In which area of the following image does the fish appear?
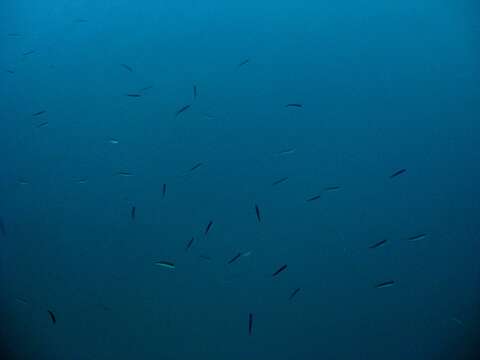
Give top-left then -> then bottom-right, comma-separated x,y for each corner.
0,217 -> 6,237
324,186 -> 341,192
125,93 -> 141,97
227,252 -> 242,265
306,194 -> 322,202
188,162 -> 203,172
272,177 -> 289,186
375,280 -> 395,289
389,169 -> 407,179
285,103 -> 303,108
36,121 -> 49,128
6,70 -> 15,74
108,138 -> 119,144
76,178 -> 88,184
47,310 -> 56,324
32,110 -> 46,116
276,147 -> 296,156
175,104 -> 191,118
248,313 -> 253,335
204,220 -> 213,236
272,264 -> 288,277
369,239 -> 387,249
155,261 -> 175,269
254,204 -> 261,223
193,85 -> 197,99
185,237 -> 195,251
22,50 -> 35,56
120,63 -> 133,72
131,206 -> 136,220
289,287 -> 301,301
162,183 -> 167,199
138,85 -> 153,92
407,233 -> 426,241
73,18 -> 88,23
237,59 -> 250,68
116,171 -> 134,177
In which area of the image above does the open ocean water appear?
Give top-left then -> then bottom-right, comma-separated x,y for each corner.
1,1 -> 480,359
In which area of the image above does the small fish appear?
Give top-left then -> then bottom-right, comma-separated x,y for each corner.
272,264 -> 288,277
237,59 -> 250,68
227,252 -> 242,265
323,186 -> 341,192
375,280 -> 395,289
389,169 -> 407,179
22,50 -> 35,56
47,310 -> 56,324
407,233 -> 426,241
248,313 -> 253,335
175,104 -> 191,118
155,261 -> 175,269
108,138 -> 119,144
6,70 -> 15,74
276,148 -> 296,156
130,206 -> 136,220
116,171 -> 133,177
162,183 -> 167,199
0,217 -> 6,237
272,177 -> 289,186
125,93 -> 141,97
285,103 -> 303,108
306,194 -> 322,202
73,18 -> 88,23
121,64 -> 133,72
36,121 -> 49,128
188,162 -> 203,172
193,85 -> 197,100
242,251 -> 252,257
185,237 -> 195,251
254,204 -> 261,223
32,110 -> 46,116
369,239 -> 387,249
76,178 -> 88,184
204,220 -> 213,236
289,287 -> 301,301
138,85 -> 153,92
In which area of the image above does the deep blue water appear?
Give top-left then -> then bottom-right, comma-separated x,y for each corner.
1,1 -> 480,359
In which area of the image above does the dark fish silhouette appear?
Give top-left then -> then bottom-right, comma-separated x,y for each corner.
138,85 -> 153,92
306,194 -> 322,202
407,233 -> 426,241
0,217 -> 6,237
204,220 -> 213,236
227,252 -> 242,265
254,204 -> 261,223
32,110 -> 46,116
193,85 -> 197,99
390,169 -> 406,178
272,264 -> 288,277
121,63 -> 133,72
47,310 -> 56,324
369,239 -> 387,249
6,70 -> 15,74
248,313 -> 253,335
237,59 -> 250,68
185,237 -> 195,251
125,93 -> 141,97
175,104 -> 191,118
116,171 -> 133,177
131,206 -> 136,220
22,50 -> 35,56
375,280 -> 395,289
73,18 -> 88,23
188,162 -> 203,172
162,183 -> 167,199
155,260 -> 175,269
285,103 -> 303,108
36,121 -> 49,128
272,177 -> 289,186
289,287 -> 301,301
324,186 -> 341,192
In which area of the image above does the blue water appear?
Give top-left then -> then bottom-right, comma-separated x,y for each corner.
1,1 -> 480,359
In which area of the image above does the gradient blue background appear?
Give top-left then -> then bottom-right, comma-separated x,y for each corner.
1,0 -> 480,359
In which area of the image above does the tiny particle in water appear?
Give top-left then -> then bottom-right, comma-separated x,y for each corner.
76,178 -> 88,184
155,261 -> 175,269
